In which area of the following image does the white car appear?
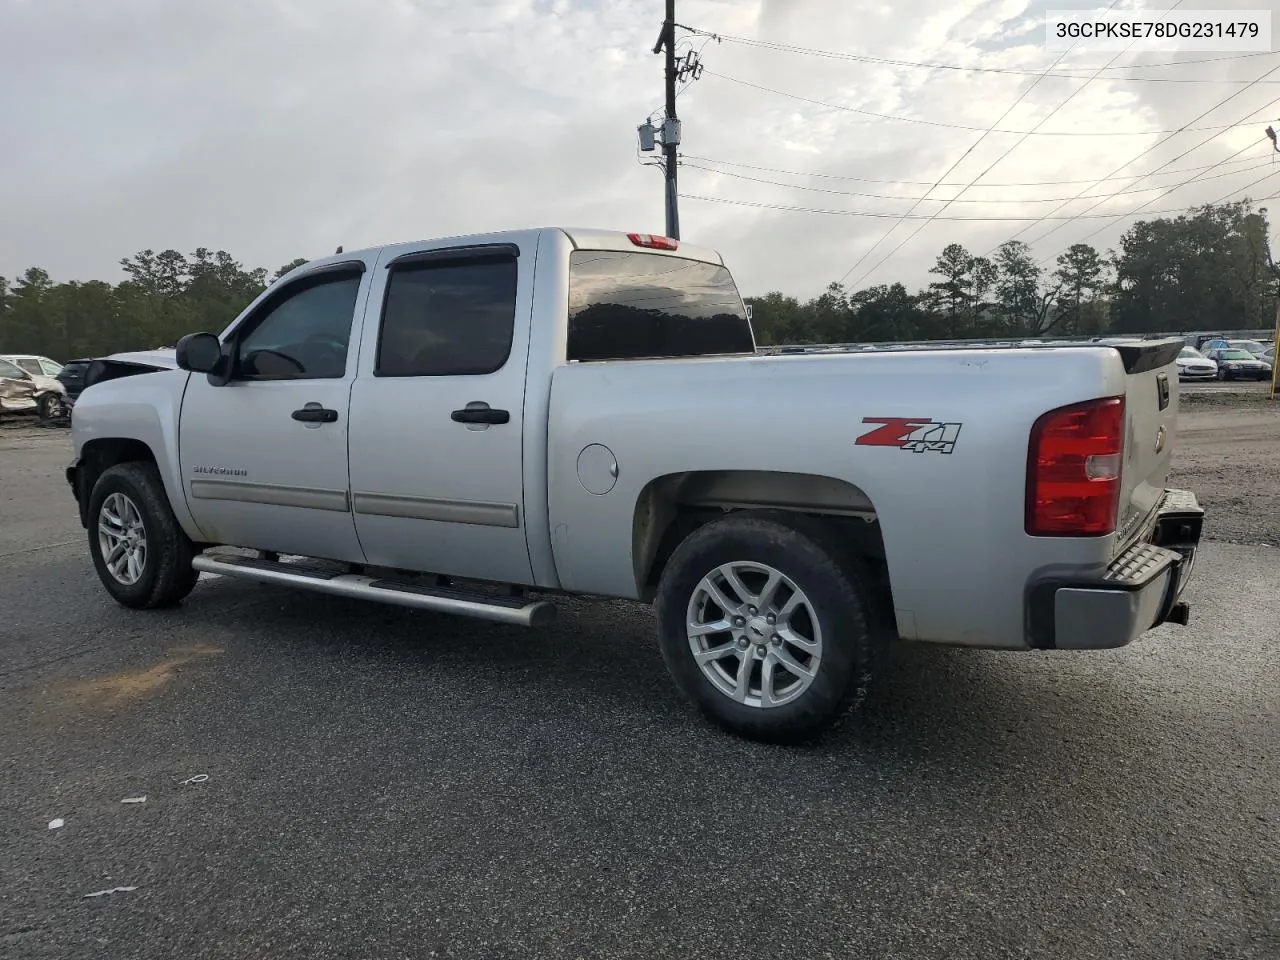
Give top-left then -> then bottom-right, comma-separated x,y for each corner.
1175,346 -> 1217,381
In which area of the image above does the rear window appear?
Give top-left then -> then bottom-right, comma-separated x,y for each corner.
566,250 -> 754,361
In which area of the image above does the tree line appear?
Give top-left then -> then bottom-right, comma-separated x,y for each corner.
747,200 -> 1278,345
0,200 -> 1275,362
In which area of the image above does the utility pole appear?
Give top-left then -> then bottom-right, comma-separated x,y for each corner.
653,0 -> 680,239
639,5 -> 707,237
1271,296 -> 1279,400
1261,203 -> 1279,400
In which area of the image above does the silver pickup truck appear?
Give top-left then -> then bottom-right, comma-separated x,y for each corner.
66,227 -> 1205,742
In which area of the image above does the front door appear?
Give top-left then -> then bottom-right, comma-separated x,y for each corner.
179,260 -> 374,563
347,238 -> 536,585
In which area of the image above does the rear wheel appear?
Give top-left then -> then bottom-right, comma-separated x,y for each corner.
655,512 -> 880,744
87,462 -> 200,608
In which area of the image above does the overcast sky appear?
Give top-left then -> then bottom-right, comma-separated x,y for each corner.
2,0 -> 1279,299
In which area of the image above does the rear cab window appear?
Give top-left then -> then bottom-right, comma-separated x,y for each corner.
566,250 -> 755,361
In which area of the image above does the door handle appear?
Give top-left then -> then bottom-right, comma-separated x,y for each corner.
292,405 -> 338,423
451,403 -> 509,425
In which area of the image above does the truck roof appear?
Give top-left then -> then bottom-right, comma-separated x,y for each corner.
283,227 -> 725,282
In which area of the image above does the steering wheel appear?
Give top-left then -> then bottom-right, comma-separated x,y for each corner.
302,334 -> 348,374
244,348 -> 304,374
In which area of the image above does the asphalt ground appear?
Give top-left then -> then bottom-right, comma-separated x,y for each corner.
1,407 -> 1277,959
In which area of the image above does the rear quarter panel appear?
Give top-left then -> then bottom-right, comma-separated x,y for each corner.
547,346 -> 1132,649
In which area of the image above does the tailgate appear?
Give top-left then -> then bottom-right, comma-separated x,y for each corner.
1112,338 -> 1184,552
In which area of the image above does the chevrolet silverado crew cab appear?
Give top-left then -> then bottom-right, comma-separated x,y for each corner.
66,227 -> 1205,743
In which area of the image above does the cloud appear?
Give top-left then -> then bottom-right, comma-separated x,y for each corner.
1,0 -> 1277,301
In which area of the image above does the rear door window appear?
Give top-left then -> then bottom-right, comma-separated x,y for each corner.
374,254 -> 518,377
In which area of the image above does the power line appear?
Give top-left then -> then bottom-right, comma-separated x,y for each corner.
1207,165 -> 1280,205
680,158 -> 1275,204
679,25 -> 1280,79
705,70 -> 1266,137
1047,142 -> 1278,256
841,0 -> 1183,289
832,0 -> 1120,287
679,192 -> 1280,221
993,61 -> 1280,253
679,152 -> 1266,188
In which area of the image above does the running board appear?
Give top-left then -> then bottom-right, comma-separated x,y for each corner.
191,554 -> 556,627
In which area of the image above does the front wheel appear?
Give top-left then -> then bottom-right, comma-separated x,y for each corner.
87,462 -> 200,609
655,512 -> 879,744
37,393 -> 62,420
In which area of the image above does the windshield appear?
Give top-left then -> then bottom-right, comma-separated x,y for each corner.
1218,350 -> 1253,359
1179,347 -> 1203,358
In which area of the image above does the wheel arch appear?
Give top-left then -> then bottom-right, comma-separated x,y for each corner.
73,437 -> 161,528
632,469 -> 891,608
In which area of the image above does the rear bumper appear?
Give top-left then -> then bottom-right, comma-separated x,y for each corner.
1026,488 -> 1204,650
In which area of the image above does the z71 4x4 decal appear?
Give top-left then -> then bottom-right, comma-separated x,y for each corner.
856,417 -> 962,454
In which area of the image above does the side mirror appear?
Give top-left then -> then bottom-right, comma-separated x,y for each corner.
176,332 -> 224,374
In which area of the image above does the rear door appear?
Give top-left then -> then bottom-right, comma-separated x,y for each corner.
1113,338 -> 1183,549
346,235 -> 538,586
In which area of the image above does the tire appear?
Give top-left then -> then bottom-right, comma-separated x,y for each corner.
37,393 -> 61,420
87,461 -> 200,609
654,511 -> 880,744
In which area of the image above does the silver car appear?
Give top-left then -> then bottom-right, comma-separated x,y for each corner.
0,354 -> 68,419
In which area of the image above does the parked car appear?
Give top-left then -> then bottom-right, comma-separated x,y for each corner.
0,353 -> 67,419
1175,346 -> 1217,380
1226,339 -> 1269,358
1195,334 -> 1230,351
3,353 -> 63,378
0,356 -> 38,417
64,227 -> 1204,743
56,358 -> 95,411
1203,347 -> 1273,381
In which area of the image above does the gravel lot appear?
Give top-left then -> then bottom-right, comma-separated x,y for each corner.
1,397 -> 1277,959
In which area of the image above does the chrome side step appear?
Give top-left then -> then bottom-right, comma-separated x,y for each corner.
190,554 -> 556,627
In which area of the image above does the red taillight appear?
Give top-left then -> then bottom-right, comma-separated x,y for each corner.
627,232 -> 678,250
1026,396 -> 1125,537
